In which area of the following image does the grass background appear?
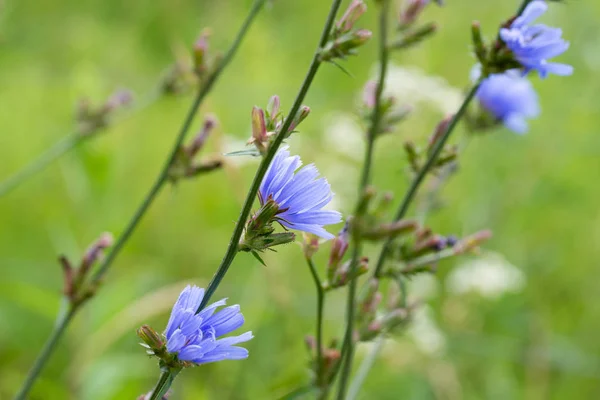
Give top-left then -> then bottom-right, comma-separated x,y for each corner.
1,0 -> 599,398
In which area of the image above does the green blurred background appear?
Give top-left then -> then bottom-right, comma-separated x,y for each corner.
1,0 -> 599,398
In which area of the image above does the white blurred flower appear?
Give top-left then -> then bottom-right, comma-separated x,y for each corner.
381,64 -> 463,114
408,306 -> 446,356
446,252 -> 526,299
323,112 -> 364,159
409,273 -> 440,301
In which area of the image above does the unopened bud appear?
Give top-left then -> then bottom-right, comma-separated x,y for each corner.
81,232 -> 114,273
250,106 -> 268,152
471,21 -> 487,65
287,105 -> 311,135
267,95 -> 280,122
105,88 -> 134,111
399,0 -> 430,28
382,308 -> 409,331
137,325 -> 165,354
454,230 -> 492,254
188,116 -> 217,157
363,219 -> 418,241
305,335 -> 317,352
193,29 -> 211,77
428,114 -> 453,153
187,159 -> 223,177
328,223 -> 349,280
391,22 -> 437,50
358,279 -> 380,315
337,0 -> 367,33
328,257 -> 369,290
303,234 -> 320,259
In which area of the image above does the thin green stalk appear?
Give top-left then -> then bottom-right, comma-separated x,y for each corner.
346,336 -> 385,400
148,368 -> 181,400
372,81 -> 481,278
335,1 -> 390,398
198,0 -> 344,311
14,3 -> 264,398
306,257 -> 325,388
0,134 -> 83,197
0,89 -> 161,199
14,306 -> 77,400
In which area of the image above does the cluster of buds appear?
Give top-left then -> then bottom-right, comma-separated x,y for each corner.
386,227 -> 493,276
168,116 -> 223,183
470,21 -> 521,78
238,198 -> 296,264
404,115 -> 459,175
161,29 -> 220,95
362,81 -> 412,136
319,0 -> 371,62
320,223 -> 368,290
305,336 -> 342,389
75,89 -> 133,136
390,0 -> 441,51
248,95 -> 310,154
60,232 -> 113,308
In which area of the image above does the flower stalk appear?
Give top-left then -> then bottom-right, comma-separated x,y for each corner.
13,1 -> 267,397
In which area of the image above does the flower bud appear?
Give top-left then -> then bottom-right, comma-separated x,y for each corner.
390,22 -> 437,50
427,114 -> 453,154
363,80 -> 377,109
250,106 -> 268,152
327,257 -> 369,290
454,230 -> 492,254
137,324 -> 166,355
362,219 -> 418,241
328,224 -> 349,280
193,29 -> 211,77
81,232 -> 114,274
303,233 -> 320,259
382,308 -> 410,331
287,105 -> 311,135
399,0 -> 430,28
267,95 -> 281,122
337,0 -> 367,34
188,115 -> 217,157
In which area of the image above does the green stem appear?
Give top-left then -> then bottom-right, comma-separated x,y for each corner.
14,306 -> 77,400
0,89 -> 161,199
148,368 -> 181,400
346,335 -> 385,400
0,134 -> 83,198
14,3 -> 264,398
198,0 -> 344,311
306,257 -> 325,388
335,1 -> 390,398
372,81 -> 481,278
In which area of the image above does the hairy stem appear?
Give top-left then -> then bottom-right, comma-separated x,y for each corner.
198,0 -> 344,311
14,3 -> 265,398
14,306 -> 77,400
335,1 -> 390,398
306,257 -> 325,388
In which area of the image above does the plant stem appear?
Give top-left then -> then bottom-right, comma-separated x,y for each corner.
306,257 -> 325,388
372,82 -> 481,278
148,368 -> 181,400
14,306 -> 77,400
0,134 -> 83,197
14,3 -> 265,398
198,0 -> 344,311
335,2 -> 390,398
346,336 -> 385,400
0,89 -> 161,199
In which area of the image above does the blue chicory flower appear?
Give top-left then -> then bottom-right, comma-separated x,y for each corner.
477,71 -> 540,134
259,147 -> 342,240
165,285 -> 253,364
500,0 -> 573,78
